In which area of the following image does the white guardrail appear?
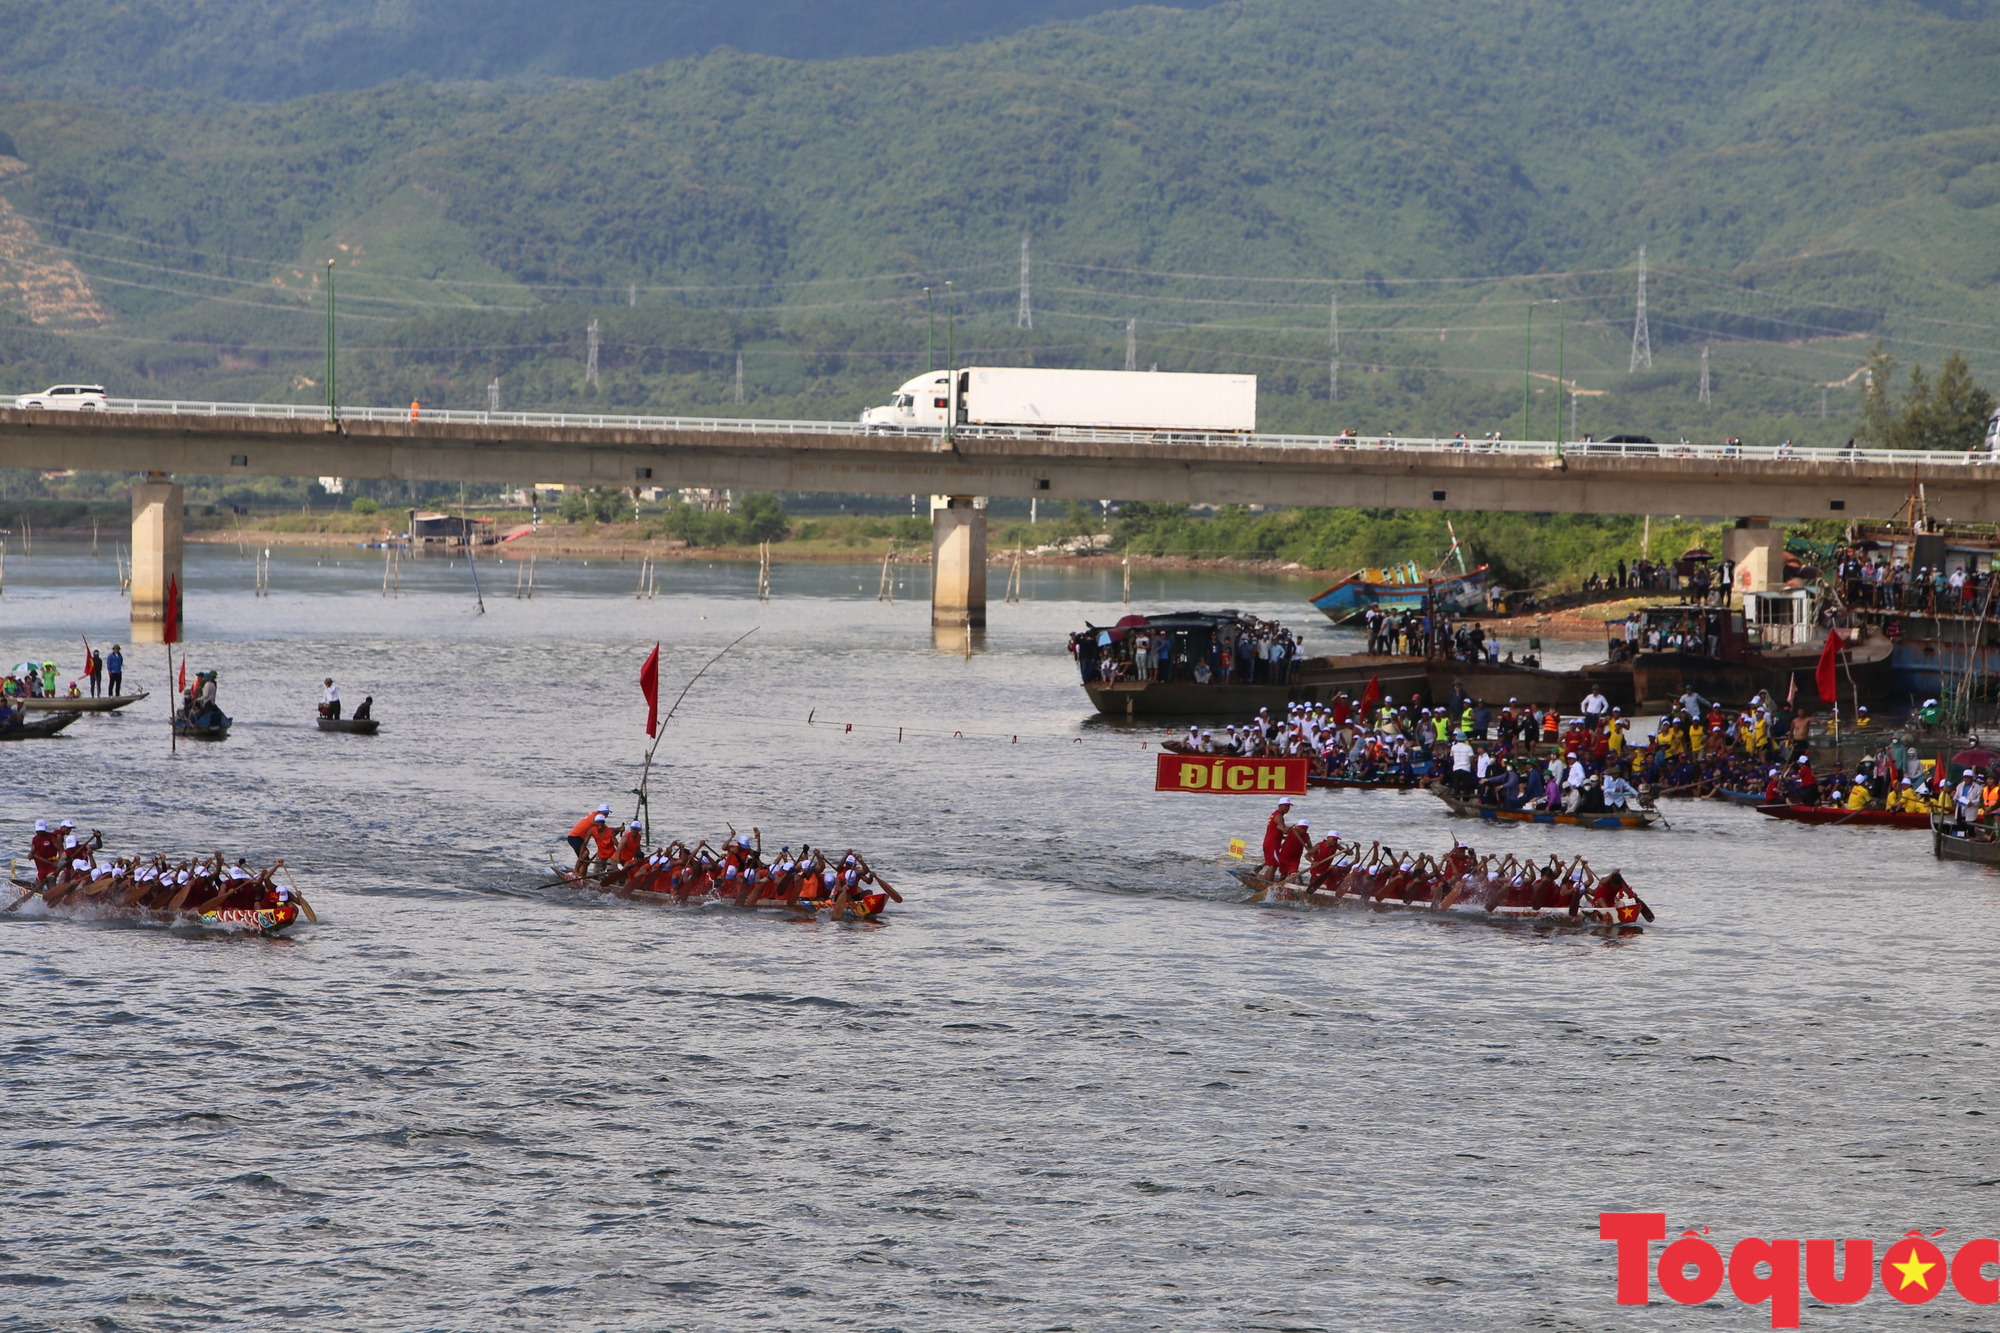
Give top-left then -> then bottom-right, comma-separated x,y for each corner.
66,398 -> 2000,467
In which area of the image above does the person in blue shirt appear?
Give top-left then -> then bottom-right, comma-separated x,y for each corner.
105,646 -> 123,696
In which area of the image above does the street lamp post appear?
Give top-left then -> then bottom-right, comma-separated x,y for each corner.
1521,301 -> 1533,442
325,259 -> 338,425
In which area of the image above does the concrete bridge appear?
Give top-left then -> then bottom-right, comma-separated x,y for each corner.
5,398 -> 1992,639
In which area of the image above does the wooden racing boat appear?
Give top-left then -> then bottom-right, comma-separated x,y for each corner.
22,692 -> 150,713
7,878 -> 303,934
545,862 -> 891,920
1427,786 -> 1663,829
317,716 -> 381,734
1933,813 -> 2000,864
1758,803 -> 1932,830
1229,867 -> 1644,932
0,713 -> 79,740
1714,788 -> 1767,807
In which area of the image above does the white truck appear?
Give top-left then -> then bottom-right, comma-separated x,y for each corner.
860,366 -> 1256,434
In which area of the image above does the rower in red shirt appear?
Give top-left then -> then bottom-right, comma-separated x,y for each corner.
1262,796 -> 1294,870
1276,818 -> 1311,878
30,819 -> 61,882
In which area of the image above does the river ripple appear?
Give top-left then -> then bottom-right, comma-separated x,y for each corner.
2,543 -> 1996,1331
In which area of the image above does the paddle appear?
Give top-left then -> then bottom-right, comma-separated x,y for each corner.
855,858 -> 904,904
275,866 -> 317,924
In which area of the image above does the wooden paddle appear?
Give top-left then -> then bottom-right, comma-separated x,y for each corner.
276,867 -> 317,924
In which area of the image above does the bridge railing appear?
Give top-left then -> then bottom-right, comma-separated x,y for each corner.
92,399 -> 2000,468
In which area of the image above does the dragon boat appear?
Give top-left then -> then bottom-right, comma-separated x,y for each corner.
1757,803 -> 1932,830
7,876 -> 307,935
545,860 -> 894,921
1714,788 -> 1768,807
1230,842 -> 1649,933
1427,785 -> 1663,829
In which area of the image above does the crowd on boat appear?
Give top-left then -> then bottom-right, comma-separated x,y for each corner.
1242,801 -> 1648,922
4,646 -> 124,700
564,804 -> 899,916
1360,608 -> 1528,664
12,817 -> 305,919
1071,617 -> 1302,686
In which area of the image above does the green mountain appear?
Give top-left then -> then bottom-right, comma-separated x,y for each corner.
0,0 -> 1212,103
0,0 -> 1995,447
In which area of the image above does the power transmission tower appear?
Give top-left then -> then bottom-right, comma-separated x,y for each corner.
585,319 -> 600,389
1017,237 -> 1032,330
1698,344 -> 1711,406
627,283 -> 637,307
734,351 -> 744,405
1125,318 -> 1136,371
1330,360 -> 1338,402
488,376 -> 500,412
1628,246 -> 1652,371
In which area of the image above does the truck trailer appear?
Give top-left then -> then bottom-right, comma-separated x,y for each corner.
860,366 -> 1256,434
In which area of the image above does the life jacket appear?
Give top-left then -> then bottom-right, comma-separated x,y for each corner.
615,829 -> 642,864
590,824 -> 618,859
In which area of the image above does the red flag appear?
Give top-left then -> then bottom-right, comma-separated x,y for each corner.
1359,673 -> 1383,715
639,643 -> 660,738
1815,628 -> 1844,706
178,658 -> 187,693
163,575 -> 181,645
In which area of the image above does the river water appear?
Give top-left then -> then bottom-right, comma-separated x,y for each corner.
2,542 -> 1996,1331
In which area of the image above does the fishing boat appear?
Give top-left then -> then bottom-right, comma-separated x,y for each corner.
0,713 -> 80,741
21,692 -> 151,713
1758,803 -> 1932,830
1620,596 -> 1893,711
1310,562 -> 1491,625
1427,786 -> 1663,829
317,716 -> 381,735
172,709 -> 231,740
1932,813 -> 2000,864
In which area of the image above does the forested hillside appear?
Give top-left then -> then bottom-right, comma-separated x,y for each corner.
0,0 -> 1995,444
0,0 -> 1210,103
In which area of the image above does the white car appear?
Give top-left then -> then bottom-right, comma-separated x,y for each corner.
16,384 -> 107,410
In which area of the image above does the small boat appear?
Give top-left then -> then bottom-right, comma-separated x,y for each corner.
1228,867 -> 1644,931
1309,562 -> 1491,625
173,709 -> 231,741
1714,788 -> 1768,807
317,716 -> 380,734
21,692 -> 150,714
1758,803 -> 1932,830
1427,786 -> 1663,829
0,713 -> 80,741
1933,814 -> 2000,864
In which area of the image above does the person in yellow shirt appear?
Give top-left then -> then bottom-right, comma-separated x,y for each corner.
1847,779 -> 1873,811
1607,715 -> 1627,756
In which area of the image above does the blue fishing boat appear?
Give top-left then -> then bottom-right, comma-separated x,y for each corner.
1309,562 -> 1491,625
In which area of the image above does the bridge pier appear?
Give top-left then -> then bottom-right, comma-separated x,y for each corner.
931,495 -> 986,630
1725,518 -> 1781,596
130,479 -> 183,643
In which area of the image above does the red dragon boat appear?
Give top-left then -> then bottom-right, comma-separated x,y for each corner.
1756,803 -> 1932,830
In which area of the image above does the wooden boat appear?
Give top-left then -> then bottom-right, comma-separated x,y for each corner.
1309,774 -> 1428,791
1228,867 -> 1644,932
1309,562 -> 1492,624
6,878 -> 302,934
0,713 -> 79,740
317,716 -> 380,734
1715,788 -> 1768,807
172,710 -> 231,740
1933,814 -> 2000,864
1758,803 -> 1932,830
546,863 -> 890,920
1427,786 -> 1663,829
21,692 -> 150,713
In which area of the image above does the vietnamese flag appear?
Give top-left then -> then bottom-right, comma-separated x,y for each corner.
163,575 -> 181,645
1360,673 -> 1383,716
1815,627 -> 1844,706
639,642 -> 660,737
177,657 -> 187,693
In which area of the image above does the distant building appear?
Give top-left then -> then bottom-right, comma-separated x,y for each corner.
319,476 -> 345,495
408,510 -> 497,546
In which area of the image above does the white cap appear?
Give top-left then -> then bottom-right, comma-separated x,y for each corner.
597,803 -> 612,813
1277,796 -> 1292,806
630,821 -> 643,830
1297,817 -> 1310,827
34,819 -> 45,831
593,813 -> 607,823
60,819 -> 73,828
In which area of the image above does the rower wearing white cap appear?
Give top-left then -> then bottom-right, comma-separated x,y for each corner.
30,819 -> 61,882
